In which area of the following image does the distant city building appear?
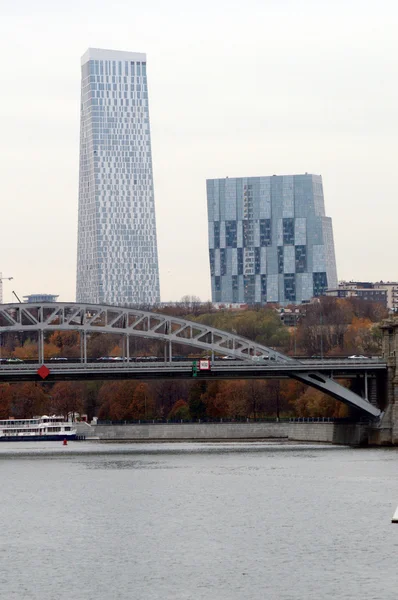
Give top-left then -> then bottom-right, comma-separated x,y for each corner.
23,294 -> 59,303
207,174 -> 338,305
326,281 -> 398,311
76,48 -> 160,307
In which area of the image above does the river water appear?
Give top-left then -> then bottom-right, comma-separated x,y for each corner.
1,441 -> 398,600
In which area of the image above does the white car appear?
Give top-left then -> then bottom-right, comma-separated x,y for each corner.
348,354 -> 369,359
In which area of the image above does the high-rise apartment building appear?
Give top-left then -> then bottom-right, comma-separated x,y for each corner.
207,174 -> 337,305
76,48 -> 160,306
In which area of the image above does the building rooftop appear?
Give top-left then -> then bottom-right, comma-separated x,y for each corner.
23,294 -> 59,303
81,48 -> 146,65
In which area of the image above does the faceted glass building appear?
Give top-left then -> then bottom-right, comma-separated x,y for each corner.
76,48 -> 160,306
207,174 -> 338,304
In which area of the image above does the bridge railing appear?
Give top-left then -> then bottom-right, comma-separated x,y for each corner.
96,417 -> 292,425
288,417 -> 358,424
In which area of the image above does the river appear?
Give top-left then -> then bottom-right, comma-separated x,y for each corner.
1,441 -> 397,599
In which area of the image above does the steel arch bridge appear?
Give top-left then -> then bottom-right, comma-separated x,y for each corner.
0,302 -> 382,419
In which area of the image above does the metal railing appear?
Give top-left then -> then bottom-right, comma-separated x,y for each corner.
0,358 -> 387,372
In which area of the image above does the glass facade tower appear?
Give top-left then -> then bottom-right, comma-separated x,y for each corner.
207,174 -> 338,304
76,48 -> 160,306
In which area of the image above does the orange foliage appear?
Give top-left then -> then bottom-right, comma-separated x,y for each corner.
292,387 -> 348,418
129,383 -> 154,419
97,381 -> 136,420
49,331 -> 80,349
110,345 -> 122,358
0,384 -> 12,418
13,341 -> 38,360
50,382 -> 84,419
216,381 -> 248,419
168,399 -> 190,421
11,383 -> 49,418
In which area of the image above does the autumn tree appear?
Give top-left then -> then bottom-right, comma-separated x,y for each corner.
244,380 -> 270,419
48,330 -> 80,358
346,297 -> 388,322
43,343 -> 62,360
13,340 -> 40,360
0,384 -> 12,418
129,383 -> 154,419
150,380 -> 189,417
168,399 -> 190,421
87,333 -> 122,359
97,381 -> 137,420
202,381 -> 228,419
11,383 -> 49,418
292,386 -> 349,418
208,380 -> 249,420
280,380 -> 305,414
344,318 -> 382,355
50,382 -> 84,420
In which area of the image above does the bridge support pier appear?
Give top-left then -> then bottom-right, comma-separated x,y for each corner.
369,319 -> 398,445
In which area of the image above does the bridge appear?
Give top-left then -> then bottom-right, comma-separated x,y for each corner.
0,302 -> 387,420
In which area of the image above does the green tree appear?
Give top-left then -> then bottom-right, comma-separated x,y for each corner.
168,399 -> 190,421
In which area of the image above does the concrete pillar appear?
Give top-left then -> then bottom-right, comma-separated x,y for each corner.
380,319 -> 398,443
368,377 -> 378,406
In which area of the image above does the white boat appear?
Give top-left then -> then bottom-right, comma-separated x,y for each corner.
0,415 -> 77,442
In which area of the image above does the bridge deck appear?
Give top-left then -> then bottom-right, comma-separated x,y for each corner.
0,358 -> 386,383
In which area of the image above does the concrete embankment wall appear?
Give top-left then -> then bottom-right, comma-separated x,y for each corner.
76,421 -> 366,445
287,423 -> 368,445
91,422 -> 290,441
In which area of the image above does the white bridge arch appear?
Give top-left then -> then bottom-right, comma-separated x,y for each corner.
0,302 -> 381,419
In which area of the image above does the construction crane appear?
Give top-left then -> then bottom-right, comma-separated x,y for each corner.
0,275 -> 13,304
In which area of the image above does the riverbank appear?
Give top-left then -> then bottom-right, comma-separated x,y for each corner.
76,421 -> 368,446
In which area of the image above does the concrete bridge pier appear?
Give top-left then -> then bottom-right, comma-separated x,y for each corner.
369,319 -> 398,445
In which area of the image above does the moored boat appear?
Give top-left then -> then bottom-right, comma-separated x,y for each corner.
0,415 -> 77,441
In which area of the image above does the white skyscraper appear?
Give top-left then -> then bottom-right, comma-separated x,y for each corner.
76,48 -> 160,306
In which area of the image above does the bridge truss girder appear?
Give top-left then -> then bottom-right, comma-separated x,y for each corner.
0,302 -> 381,420
0,302 -> 295,362
290,371 -> 381,419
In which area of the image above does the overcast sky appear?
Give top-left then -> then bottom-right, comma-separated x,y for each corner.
1,0 -> 397,303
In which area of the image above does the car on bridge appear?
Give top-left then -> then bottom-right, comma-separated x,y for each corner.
6,358 -> 24,364
348,355 -> 369,359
